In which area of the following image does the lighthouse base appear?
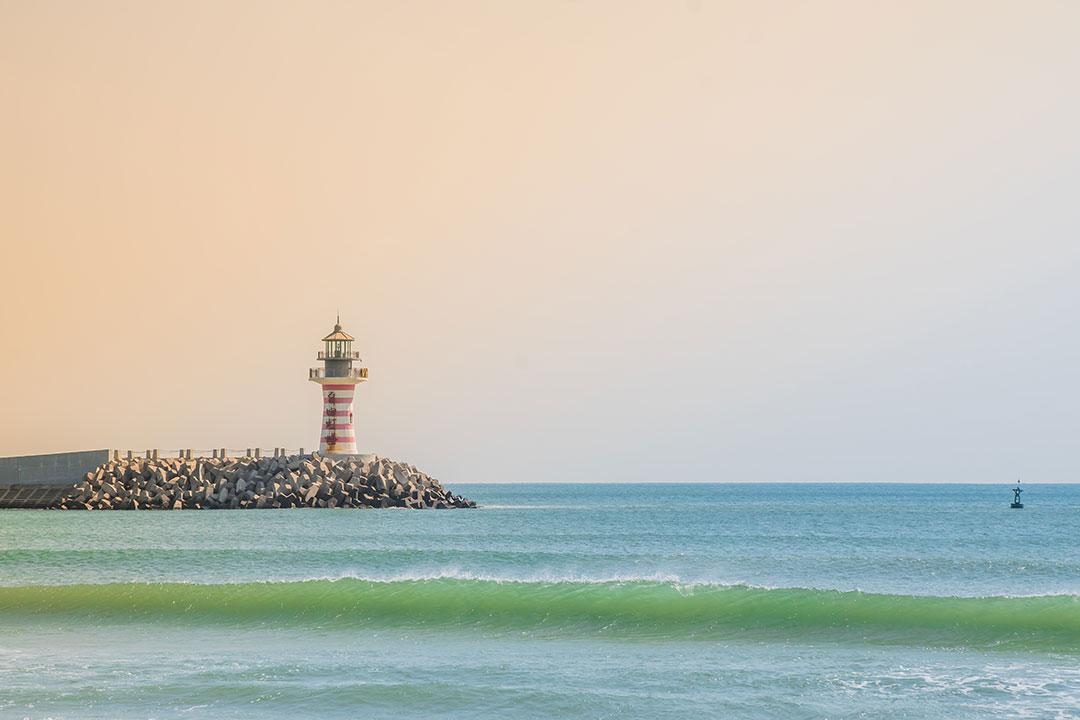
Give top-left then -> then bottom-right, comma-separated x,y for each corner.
320,442 -> 358,456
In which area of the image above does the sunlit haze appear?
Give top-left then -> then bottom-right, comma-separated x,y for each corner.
2,1 -> 1079,482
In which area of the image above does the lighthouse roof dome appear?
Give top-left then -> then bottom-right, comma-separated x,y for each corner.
322,323 -> 355,342
322,313 -> 355,342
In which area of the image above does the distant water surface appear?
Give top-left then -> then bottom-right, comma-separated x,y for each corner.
1,483 -> 1078,719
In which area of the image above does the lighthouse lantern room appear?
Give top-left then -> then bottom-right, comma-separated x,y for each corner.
309,316 -> 368,456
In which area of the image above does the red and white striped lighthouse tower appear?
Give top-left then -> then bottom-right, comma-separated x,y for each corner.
309,316 -> 368,456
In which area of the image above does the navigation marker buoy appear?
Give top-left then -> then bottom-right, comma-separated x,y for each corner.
1010,477 -> 1024,509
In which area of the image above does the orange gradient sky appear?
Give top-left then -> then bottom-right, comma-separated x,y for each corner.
2,1 -> 1079,482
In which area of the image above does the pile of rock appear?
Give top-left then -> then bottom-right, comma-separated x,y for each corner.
54,453 -> 476,510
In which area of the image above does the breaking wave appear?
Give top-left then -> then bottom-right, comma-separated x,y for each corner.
1,577 -> 1077,651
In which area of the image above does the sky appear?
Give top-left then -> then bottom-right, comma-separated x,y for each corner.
1,0 -> 1079,482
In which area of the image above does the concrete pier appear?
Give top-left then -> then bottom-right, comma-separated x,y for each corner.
0,450 -> 272,508
0,450 -> 112,508
0,449 -> 475,510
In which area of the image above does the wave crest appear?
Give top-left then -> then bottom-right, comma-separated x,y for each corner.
1,578 -> 1077,651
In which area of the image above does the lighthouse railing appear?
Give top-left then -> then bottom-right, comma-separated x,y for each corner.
108,448 -> 319,461
317,350 -> 361,361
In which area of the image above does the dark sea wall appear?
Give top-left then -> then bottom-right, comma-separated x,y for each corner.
55,454 -> 475,510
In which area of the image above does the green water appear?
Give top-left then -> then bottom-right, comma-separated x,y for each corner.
1,483 -> 1078,718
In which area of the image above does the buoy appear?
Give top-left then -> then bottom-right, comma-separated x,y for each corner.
1010,478 -> 1024,509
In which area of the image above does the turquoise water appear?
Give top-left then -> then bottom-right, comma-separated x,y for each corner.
1,483 -> 1078,718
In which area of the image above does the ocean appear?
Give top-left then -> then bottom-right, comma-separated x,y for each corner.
1,483 -> 1077,719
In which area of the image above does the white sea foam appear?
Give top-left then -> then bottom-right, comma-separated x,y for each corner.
253,568 -> 755,590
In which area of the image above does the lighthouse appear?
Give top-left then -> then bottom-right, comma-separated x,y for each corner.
309,317 -> 368,456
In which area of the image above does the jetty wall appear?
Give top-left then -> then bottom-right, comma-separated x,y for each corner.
0,450 -> 475,510
0,450 -> 112,507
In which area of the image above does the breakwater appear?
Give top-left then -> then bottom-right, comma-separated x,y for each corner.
0,450 -> 113,507
54,453 -> 475,510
